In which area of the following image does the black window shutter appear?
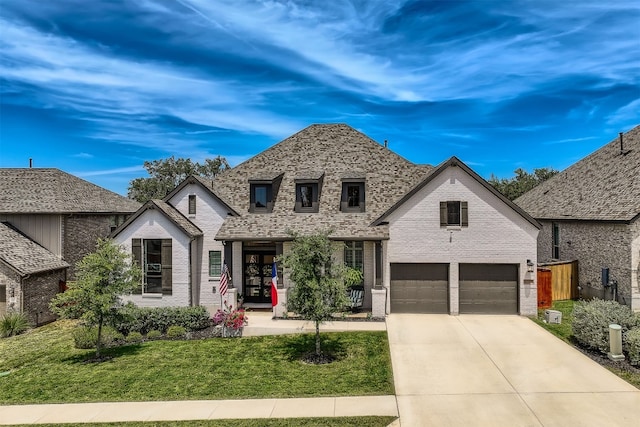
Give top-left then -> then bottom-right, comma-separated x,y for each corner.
131,239 -> 142,294
439,202 -> 447,226
461,202 -> 469,227
224,242 -> 233,275
161,239 -> 172,295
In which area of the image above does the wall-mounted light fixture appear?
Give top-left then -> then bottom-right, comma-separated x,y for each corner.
527,259 -> 535,273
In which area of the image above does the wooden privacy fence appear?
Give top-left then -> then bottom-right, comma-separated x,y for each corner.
537,261 -> 579,305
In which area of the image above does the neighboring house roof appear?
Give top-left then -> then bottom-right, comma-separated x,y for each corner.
515,126 -> 640,222
111,200 -> 203,239
0,168 -> 141,214
373,157 -> 541,228
163,175 -> 241,217
214,124 -> 434,240
0,222 -> 69,276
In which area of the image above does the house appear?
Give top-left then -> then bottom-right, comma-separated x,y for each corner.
0,168 -> 141,323
516,126 -> 640,311
113,124 -> 540,316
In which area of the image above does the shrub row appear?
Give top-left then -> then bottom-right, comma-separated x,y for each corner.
71,326 -> 181,349
572,298 -> 640,365
110,304 -> 211,335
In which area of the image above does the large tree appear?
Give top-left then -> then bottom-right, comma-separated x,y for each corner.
489,167 -> 558,200
128,155 -> 230,203
50,239 -> 142,357
280,232 -> 353,360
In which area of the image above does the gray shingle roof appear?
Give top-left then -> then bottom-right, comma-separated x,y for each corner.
111,200 -> 202,239
0,222 -> 69,276
515,126 -> 640,222
0,168 -> 141,214
214,124 -> 434,240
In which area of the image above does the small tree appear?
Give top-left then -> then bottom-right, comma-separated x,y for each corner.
50,239 -> 142,357
280,231 -> 350,358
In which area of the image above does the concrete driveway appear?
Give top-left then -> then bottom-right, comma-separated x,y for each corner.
387,314 -> 640,427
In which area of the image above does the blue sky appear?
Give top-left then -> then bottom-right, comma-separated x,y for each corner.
1,0 -> 638,196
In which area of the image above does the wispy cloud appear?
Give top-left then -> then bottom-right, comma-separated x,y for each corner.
74,166 -> 145,177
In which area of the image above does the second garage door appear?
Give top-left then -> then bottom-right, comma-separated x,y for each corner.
390,263 -> 449,313
459,264 -> 518,314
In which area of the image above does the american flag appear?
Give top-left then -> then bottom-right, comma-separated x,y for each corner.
219,263 -> 229,296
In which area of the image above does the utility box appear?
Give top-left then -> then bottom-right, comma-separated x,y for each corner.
545,309 -> 562,324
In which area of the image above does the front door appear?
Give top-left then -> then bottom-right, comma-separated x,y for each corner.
244,251 -> 276,303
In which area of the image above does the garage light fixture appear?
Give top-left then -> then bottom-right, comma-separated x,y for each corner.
526,259 -> 535,273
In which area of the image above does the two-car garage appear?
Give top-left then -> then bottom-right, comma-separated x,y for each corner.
390,263 -> 519,314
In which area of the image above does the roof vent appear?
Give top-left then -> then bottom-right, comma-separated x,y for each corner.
384,139 -> 388,148
619,132 -> 631,156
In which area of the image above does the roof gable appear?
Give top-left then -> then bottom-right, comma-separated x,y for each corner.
373,156 -> 540,229
0,168 -> 141,214
213,124 -> 434,240
515,126 -> 640,222
163,175 -> 240,217
111,200 -> 202,239
0,222 -> 69,276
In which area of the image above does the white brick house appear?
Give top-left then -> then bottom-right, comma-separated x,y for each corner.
113,124 -> 540,316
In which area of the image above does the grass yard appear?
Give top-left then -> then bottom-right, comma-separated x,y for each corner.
532,300 -> 640,389
9,417 -> 398,427
0,320 -> 394,404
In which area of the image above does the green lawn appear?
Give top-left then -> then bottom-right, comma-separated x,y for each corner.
0,320 -> 394,404
10,418 -> 397,427
532,300 -> 640,389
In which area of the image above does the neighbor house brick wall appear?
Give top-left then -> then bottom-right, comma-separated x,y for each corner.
386,166 -> 539,315
0,264 -> 65,325
22,269 -> 66,326
538,220 -> 637,309
631,220 -> 640,311
63,215 -> 113,279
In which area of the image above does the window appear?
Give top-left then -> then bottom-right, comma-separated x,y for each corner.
344,241 -> 364,284
552,223 -> 560,259
209,250 -> 222,276
440,201 -> 468,227
250,183 -> 273,212
109,215 -> 126,233
341,181 -> 365,212
188,195 -> 196,215
295,182 -> 320,212
132,238 -> 172,295
254,186 -> 268,208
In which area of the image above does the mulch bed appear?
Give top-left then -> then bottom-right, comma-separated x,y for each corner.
571,339 -> 640,375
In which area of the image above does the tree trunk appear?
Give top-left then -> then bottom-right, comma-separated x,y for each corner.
96,315 -> 103,357
315,320 -> 321,356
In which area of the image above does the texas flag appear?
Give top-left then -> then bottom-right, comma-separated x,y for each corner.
271,261 -> 279,307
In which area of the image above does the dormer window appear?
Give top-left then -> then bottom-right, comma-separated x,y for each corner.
341,179 -> 365,213
249,174 -> 282,213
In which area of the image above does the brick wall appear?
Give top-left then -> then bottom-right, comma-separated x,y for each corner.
386,166 -> 539,315
538,220 -> 637,309
23,269 -> 67,325
63,215 -> 112,279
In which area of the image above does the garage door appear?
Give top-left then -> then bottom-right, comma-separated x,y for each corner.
459,264 -> 518,314
390,263 -> 448,313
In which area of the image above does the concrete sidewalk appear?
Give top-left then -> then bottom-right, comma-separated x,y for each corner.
0,396 -> 398,424
0,314 -> 395,425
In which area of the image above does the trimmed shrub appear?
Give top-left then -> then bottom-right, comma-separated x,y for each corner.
111,305 -> 210,335
0,312 -> 30,338
146,330 -> 162,340
125,331 -> 143,343
625,327 -> 640,366
572,299 -> 636,354
72,326 -> 124,349
166,325 -> 186,339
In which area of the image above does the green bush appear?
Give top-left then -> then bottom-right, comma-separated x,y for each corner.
0,312 -> 30,338
625,327 -> 640,366
111,305 -> 210,335
146,330 -> 162,340
166,325 -> 186,339
125,331 -> 143,343
72,326 -> 124,349
572,299 -> 636,353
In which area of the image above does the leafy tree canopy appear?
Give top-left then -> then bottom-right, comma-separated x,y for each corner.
50,239 -> 142,357
128,155 -> 230,203
488,167 -> 558,200
280,231 -> 352,358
